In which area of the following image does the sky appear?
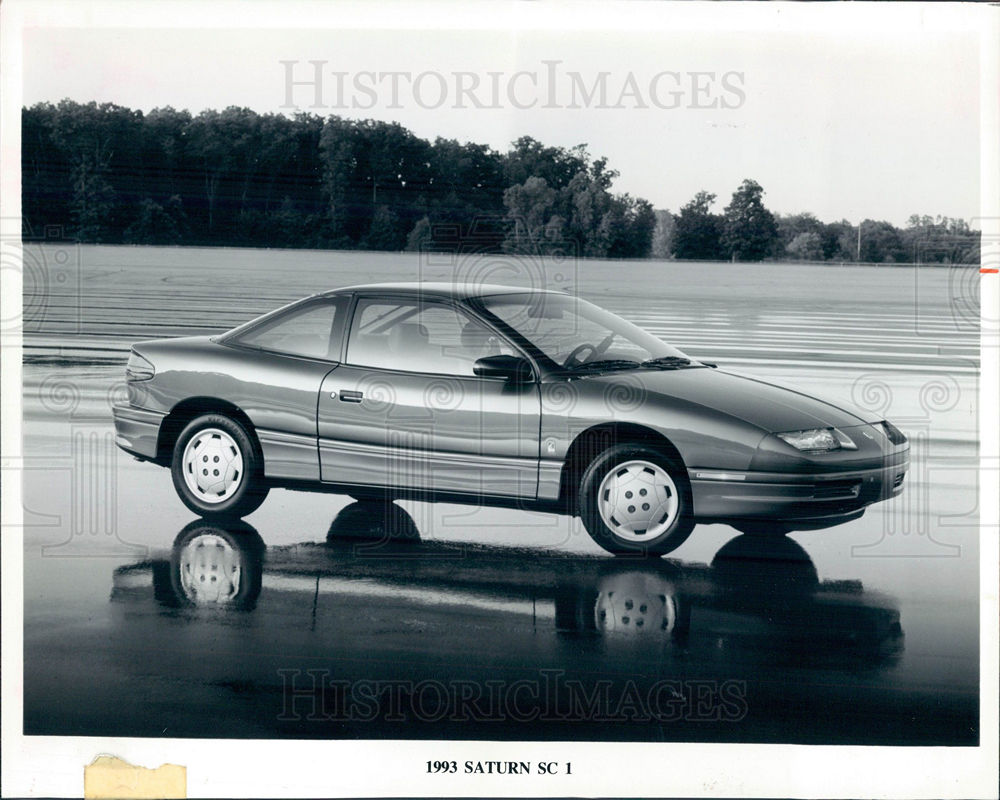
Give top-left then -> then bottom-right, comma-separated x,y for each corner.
20,7 -> 984,227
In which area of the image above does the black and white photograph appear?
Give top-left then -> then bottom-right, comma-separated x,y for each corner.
2,1 -> 998,797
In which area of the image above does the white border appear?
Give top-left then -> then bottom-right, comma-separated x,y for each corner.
2,2 -> 998,797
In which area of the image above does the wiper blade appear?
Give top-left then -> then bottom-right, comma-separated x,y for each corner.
640,356 -> 693,369
565,359 -> 641,373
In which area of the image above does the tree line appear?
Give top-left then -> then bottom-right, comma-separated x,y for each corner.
21,100 -> 652,257
23,100 -> 978,264
655,186 -> 980,265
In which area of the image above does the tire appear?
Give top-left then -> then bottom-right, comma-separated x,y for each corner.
170,413 -> 269,518
578,443 -> 694,556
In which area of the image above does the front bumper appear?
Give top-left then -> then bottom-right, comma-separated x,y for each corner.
689,448 -> 909,524
112,404 -> 166,460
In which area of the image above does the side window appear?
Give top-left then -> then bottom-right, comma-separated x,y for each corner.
234,298 -> 345,360
346,299 -> 514,376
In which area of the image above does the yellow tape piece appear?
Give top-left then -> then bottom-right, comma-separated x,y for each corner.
84,755 -> 186,799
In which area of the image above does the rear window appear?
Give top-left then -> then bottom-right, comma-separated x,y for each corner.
233,297 -> 347,360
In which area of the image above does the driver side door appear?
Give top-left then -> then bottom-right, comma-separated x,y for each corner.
317,295 -> 541,499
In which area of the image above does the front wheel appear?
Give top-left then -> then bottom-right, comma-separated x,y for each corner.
578,444 -> 694,556
171,413 -> 269,518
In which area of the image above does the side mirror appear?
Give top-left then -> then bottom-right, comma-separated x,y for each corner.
473,354 -> 534,383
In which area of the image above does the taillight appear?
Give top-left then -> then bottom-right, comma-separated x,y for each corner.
125,351 -> 155,381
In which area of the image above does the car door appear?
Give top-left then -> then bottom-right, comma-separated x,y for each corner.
317,294 -> 541,499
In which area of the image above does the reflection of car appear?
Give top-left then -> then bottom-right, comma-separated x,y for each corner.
113,507 -> 904,667
169,520 -> 264,609
113,283 -> 909,555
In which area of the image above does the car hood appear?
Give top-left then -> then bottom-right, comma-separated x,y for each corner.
584,367 -> 880,433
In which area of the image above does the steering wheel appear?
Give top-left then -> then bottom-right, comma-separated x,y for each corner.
563,333 -> 617,369
563,342 -> 598,368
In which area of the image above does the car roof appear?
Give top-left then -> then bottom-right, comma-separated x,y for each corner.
320,282 -> 566,300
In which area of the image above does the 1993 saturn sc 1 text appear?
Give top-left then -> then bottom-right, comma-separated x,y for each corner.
112,283 -> 909,555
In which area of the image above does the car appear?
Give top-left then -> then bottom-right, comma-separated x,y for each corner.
112,283 -> 910,556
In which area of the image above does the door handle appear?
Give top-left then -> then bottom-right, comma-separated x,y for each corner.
339,390 -> 363,403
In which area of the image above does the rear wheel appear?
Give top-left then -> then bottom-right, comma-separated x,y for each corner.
171,413 -> 268,518
578,444 -> 694,556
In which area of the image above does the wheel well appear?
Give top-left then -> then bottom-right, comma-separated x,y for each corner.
156,397 -> 261,465
558,423 -> 685,508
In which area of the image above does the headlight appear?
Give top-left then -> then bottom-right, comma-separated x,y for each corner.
125,351 -> 155,381
880,420 -> 907,445
775,427 -> 857,452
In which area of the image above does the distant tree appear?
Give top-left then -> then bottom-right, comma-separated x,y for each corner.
543,214 -> 568,245
673,191 -> 725,260
362,205 -> 404,251
858,219 -> 905,263
722,179 -> 778,261
504,137 -> 590,191
593,202 -> 625,258
900,215 -> 980,264
429,137 -> 505,247
141,107 -> 193,200
186,110 -> 231,235
500,158 -> 653,258
621,197 -> 656,258
650,210 -> 676,259
565,170 -> 611,256
48,100 -> 142,240
67,161 -> 117,242
317,115 -> 362,244
774,212 -> 822,257
405,216 -> 433,252
785,231 -> 823,261
820,219 -> 856,261
607,196 -> 655,258
507,176 -> 557,235
263,196 -> 309,248
502,176 -> 558,252
123,195 -> 188,245
22,103 -> 72,232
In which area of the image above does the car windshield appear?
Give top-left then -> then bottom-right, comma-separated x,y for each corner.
477,293 -> 691,370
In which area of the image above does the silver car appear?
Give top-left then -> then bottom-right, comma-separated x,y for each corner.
113,283 -> 909,555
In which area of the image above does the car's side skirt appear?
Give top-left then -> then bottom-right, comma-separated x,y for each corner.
317,437 -> 541,499
268,477 -> 568,514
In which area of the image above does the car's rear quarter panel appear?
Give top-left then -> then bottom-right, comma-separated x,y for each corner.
132,336 -> 335,480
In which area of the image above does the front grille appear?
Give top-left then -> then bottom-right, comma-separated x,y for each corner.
893,472 -> 905,488
812,479 -> 862,500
